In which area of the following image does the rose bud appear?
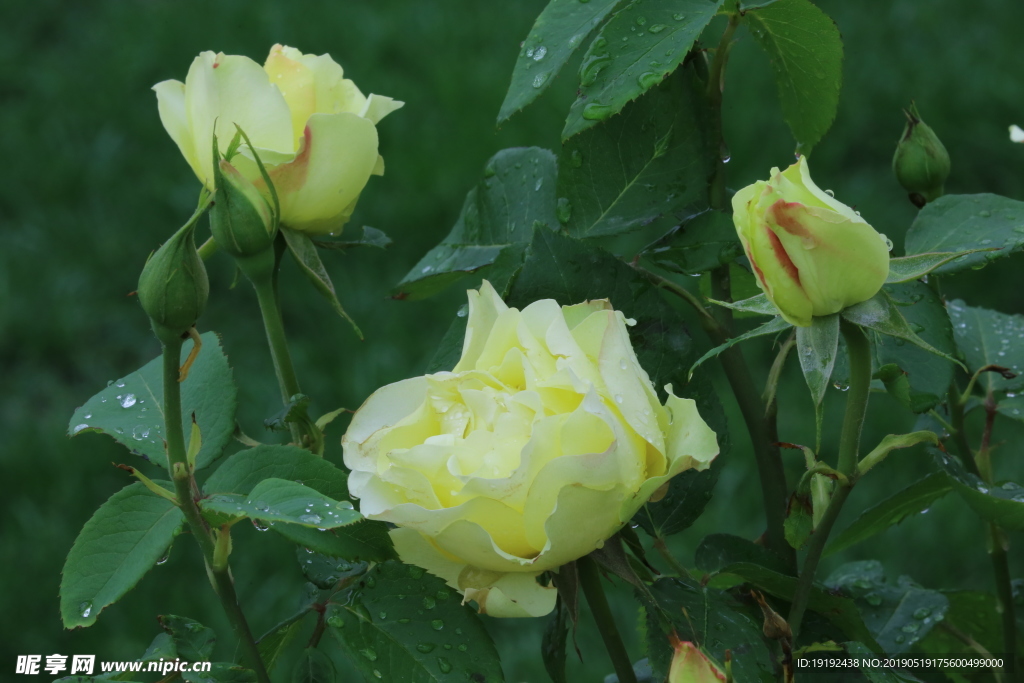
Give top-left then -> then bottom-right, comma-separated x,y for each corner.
893,103 -> 951,206
732,157 -> 891,327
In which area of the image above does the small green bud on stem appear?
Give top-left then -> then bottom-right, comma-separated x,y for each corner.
138,214 -> 209,345
893,102 -> 951,207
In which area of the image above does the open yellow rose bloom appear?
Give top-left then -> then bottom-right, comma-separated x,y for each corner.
154,45 -> 403,235
343,282 -> 719,618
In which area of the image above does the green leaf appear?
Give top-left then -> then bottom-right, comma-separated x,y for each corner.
157,614 -> 216,661
885,250 -> 996,284
842,290 -> 962,368
915,590 -> 1005,658
825,560 -> 949,654
325,561 -> 504,682
397,147 -> 557,299
712,562 -> 880,649
68,332 -> 236,471
694,533 -> 792,576
784,495 -> 814,550
904,194 -> 1024,274
689,315 -> 793,376
706,292 -> 778,316
947,299 -> 1024,394
562,0 -> 725,139
636,448 -> 723,538
559,68 -> 712,239
744,0 -> 843,153
60,482 -> 184,628
296,547 -> 366,589
312,225 -> 393,251
257,611 -> 314,678
873,282 -> 956,414
282,226 -> 362,339
933,447 -> 1024,531
291,648 -> 335,683
201,478 -> 362,529
825,473 -> 952,556
541,601 -> 569,683
796,313 -> 839,408
857,431 -> 938,476
204,444 -> 394,561
997,395 -> 1024,423
644,577 -> 776,682
498,0 -> 623,122
643,210 -> 743,276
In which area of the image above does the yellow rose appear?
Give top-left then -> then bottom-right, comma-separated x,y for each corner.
732,156 -> 891,327
343,281 -> 719,618
154,45 -> 403,235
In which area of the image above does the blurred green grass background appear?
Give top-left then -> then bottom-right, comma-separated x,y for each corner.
0,0 -> 1021,680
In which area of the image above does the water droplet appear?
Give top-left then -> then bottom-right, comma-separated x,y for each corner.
865,593 -> 882,606
423,596 -> 437,610
980,210 -> 992,218
569,150 -> 583,169
579,0 -> 591,4
378,611 -> 387,620
252,519 -> 269,531
648,24 -> 666,33
336,500 -> 355,510
637,72 -> 661,88
121,394 -> 137,408
431,619 -> 444,630
582,103 -> 614,121
73,424 -> 89,434
327,615 -> 344,628
437,658 -> 453,674
534,177 -> 544,191
458,644 -> 467,652
373,671 -> 382,680
902,622 -> 920,633
579,54 -> 611,87
360,648 -> 378,662
556,197 -> 572,225
156,552 -> 169,565
116,381 -> 125,388
365,575 -> 377,589
884,237 -> 894,252
895,634 -> 906,644
532,72 -> 548,89
409,566 -> 426,579
913,607 -> 932,619
299,513 -> 322,525
635,15 -> 647,25
532,46 -> 547,61
417,642 -> 436,653
614,394 -> 624,404
80,601 -> 93,618
673,12 -> 685,20
619,359 -> 628,370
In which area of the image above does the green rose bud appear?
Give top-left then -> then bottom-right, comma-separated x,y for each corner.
138,220 -> 209,342
732,157 -> 891,327
210,157 -> 275,258
892,103 -> 951,207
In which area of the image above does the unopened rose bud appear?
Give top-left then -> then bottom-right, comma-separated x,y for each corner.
732,156 -> 891,327
668,637 -> 726,683
138,221 -> 209,342
893,103 -> 950,207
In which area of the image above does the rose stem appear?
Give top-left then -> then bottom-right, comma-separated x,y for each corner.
703,10 -> 795,570
161,336 -> 270,683
788,320 -> 871,637
578,556 -> 638,683
949,385 -> 1018,680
